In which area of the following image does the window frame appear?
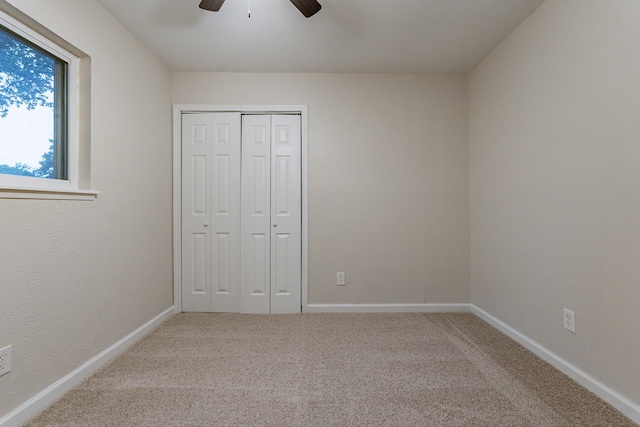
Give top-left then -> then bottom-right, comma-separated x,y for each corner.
0,8 -> 96,200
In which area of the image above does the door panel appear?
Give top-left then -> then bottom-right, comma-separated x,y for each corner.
210,115 -> 241,313
270,115 -> 302,314
213,232 -> 231,294
191,156 -> 207,215
182,113 -> 241,312
182,114 -> 212,312
241,115 -> 272,313
213,155 -> 230,214
191,233 -> 207,294
273,233 -> 291,296
250,233 -> 269,296
251,156 -> 269,215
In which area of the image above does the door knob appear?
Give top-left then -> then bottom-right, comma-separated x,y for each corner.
204,222 -> 209,227
272,222 -> 278,227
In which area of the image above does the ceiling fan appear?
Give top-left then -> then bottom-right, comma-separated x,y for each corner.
199,0 -> 322,18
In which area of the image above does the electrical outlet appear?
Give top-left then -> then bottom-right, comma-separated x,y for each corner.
337,272 -> 346,286
563,309 -> 576,333
0,345 -> 11,377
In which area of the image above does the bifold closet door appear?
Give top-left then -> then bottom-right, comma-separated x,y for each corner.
241,115 -> 301,314
181,112 -> 301,314
181,113 -> 241,313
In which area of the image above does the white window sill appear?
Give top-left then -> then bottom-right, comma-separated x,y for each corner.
0,187 -> 99,201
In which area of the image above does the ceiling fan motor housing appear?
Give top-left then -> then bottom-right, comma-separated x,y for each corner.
199,0 -> 321,18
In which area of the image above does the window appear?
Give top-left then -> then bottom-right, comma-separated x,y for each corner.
0,8 -> 94,199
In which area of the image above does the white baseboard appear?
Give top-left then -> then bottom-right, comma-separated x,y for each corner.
0,306 -> 174,427
307,303 -> 472,313
471,305 -> 640,425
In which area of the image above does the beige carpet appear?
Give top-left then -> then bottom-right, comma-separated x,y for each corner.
26,313 -> 636,426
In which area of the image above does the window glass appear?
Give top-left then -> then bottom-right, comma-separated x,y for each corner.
0,23 -> 67,180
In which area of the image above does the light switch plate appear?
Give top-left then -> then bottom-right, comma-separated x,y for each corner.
0,345 -> 11,377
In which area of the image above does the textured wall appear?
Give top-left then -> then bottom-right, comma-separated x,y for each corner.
172,72 -> 470,305
469,0 -> 640,406
0,0 -> 173,417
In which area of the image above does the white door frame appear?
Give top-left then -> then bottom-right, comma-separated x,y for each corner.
172,104 -> 309,314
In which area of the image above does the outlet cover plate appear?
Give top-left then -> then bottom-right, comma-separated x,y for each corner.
0,345 -> 11,377
337,272 -> 346,286
563,309 -> 576,333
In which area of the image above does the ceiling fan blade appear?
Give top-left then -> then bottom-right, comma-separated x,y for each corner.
199,0 -> 225,12
289,0 -> 321,18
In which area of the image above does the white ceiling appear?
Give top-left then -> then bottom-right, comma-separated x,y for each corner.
95,0 -> 544,73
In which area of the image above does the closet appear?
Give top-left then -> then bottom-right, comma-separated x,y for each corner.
181,113 -> 301,314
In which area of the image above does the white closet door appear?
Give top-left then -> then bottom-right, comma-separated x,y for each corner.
241,115 -> 302,314
182,112 -> 301,314
241,115 -> 272,313
270,115 -> 302,314
182,113 -> 241,312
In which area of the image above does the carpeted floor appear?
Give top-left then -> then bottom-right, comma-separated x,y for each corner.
26,313 -> 636,426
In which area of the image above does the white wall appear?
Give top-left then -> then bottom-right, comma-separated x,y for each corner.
0,0 -> 173,418
173,73 -> 470,305
469,0 -> 640,406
